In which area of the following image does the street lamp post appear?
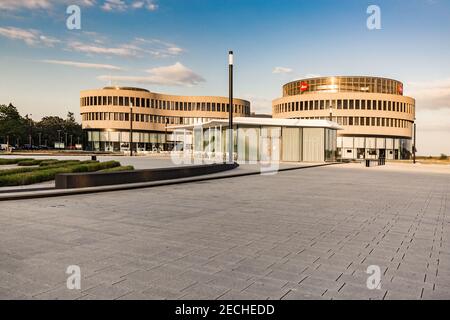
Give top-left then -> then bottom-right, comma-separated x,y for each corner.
28,114 -> 33,148
228,50 -> 234,164
129,103 -> 133,156
413,122 -> 417,164
38,132 -> 42,147
57,130 -> 62,149
165,117 -> 169,151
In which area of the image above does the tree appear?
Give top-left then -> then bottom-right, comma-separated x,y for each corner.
0,103 -> 27,145
1,103 -> 83,148
34,112 -> 82,147
36,116 -> 66,147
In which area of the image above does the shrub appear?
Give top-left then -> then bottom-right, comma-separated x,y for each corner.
0,160 -> 93,177
99,165 -> 134,173
17,159 -> 47,166
0,158 -> 34,165
439,154 -> 448,160
0,160 -> 121,186
70,161 -> 120,173
38,160 -> 64,166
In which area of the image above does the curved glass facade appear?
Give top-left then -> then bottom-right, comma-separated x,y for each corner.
273,76 -> 415,160
283,76 -> 404,97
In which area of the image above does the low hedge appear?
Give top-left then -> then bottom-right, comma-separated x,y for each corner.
0,160 -> 95,177
0,160 -> 121,186
99,165 -> 135,173
38,160 -> 62,166
0,158 -> 34,165
17,159 -> 58,166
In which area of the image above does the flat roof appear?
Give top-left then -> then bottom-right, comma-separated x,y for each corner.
169,117 -> 342,130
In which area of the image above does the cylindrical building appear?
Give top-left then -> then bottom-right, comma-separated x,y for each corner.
272,76 -> 415,160
80,87 -> 251,152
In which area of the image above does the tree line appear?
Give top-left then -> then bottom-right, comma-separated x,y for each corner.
0,103 -> 83,148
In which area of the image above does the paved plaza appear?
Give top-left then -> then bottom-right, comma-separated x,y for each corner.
0,162 -> 449,300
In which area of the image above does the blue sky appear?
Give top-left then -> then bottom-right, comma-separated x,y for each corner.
0,0 -> 449,155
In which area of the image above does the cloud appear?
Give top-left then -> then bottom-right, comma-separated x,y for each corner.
66,37 -> 184,58
134,37 -> 184,57
272,67 -> 293,74
0,0 -> 52,10
98,62 -> 205,86
101,0 -> 127,11
67,41 -> 138,57
0,0 -> 157,12
101,0 -> 158,12
0,26 -> 182,60
0,26 -> 60,47
0,0 -> 96,11
38,35 -> 61,47
407,78 -> 450,110
40,59 -> 123,71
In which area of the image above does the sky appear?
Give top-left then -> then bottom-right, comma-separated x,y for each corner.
0,0 -> 449,155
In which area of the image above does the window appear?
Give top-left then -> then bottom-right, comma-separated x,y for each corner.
119,96 -> 124,106
349,100 -> 354,109
343,100 -> 348,109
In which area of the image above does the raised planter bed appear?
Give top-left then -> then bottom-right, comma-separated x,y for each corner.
55,163 -> 238,189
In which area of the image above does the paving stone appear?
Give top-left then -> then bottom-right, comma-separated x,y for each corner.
1,163 -> 449,299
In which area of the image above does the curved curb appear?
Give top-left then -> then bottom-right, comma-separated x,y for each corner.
0,162 -> 339,201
